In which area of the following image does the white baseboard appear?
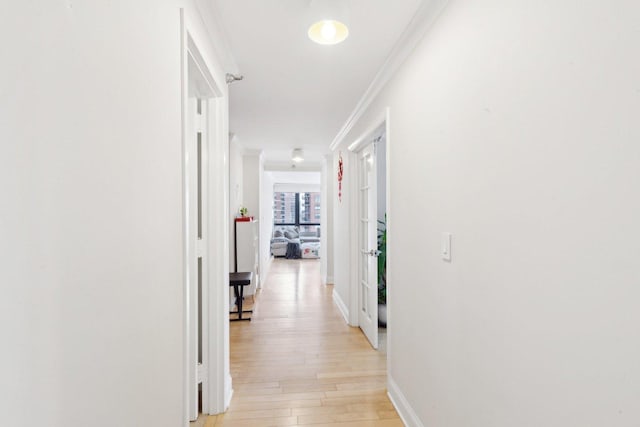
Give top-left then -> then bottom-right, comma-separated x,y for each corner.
388,375 -> 425,427
260,256 -> 273,288
332,289 -> 349,324
224,374 -> 233,412
321,275 -> 334,285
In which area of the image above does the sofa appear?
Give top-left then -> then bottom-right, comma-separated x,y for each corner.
270,225 -> 320,258
270,226 -> 297,257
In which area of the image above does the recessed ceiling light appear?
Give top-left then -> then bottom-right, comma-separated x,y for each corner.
308,19 -> 349,45
307,0 -> 349,45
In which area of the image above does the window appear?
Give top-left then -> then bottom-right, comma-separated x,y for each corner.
273,192 -> 297,224
273,192 -> 321,229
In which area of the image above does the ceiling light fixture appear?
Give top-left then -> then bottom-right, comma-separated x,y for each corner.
292,148 -> 305,163
308,0 -> 349,45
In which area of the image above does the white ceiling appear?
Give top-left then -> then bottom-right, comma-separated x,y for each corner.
213,0 -> 424,168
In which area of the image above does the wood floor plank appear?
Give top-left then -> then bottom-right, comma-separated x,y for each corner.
196,259 -> 401,427
219,408 -> 292,420
227,400 -> 323,412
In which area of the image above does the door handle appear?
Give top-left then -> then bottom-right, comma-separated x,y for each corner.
367,249 -> 381,257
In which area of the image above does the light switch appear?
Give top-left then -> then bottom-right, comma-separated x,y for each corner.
441,232 -> 451,262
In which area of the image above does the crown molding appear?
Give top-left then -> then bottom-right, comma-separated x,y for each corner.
329,0 -> 450,152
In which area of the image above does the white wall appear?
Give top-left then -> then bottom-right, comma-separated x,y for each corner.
333,1 -> 640,426
260,172 -> 275,281
242,152 -> 261,221
270,171 -> 322,191
321,159 -> 328,282
321,155 -> 334,284
228,136 -> 244,271
332,150 -> 354,323
240,152 -> 261,284
326,157 -> 334,283
0,1 -> 229,426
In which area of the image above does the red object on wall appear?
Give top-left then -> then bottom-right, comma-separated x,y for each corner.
235,216 -> 253,222
337,152 -> 343,202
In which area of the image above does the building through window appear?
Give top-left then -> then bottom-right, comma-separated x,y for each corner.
273,192 -> 320,232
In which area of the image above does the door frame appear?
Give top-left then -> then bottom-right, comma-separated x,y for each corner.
347,108 -> 390,344
180,9 -> 231,424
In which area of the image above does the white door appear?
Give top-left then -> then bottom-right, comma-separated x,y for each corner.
358,144 -> 378,348
186,96 -> 209,421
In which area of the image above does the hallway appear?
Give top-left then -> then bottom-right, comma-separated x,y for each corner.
202,259 -> 401,426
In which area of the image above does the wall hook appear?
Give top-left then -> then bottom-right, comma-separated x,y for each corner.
226,73 -> 244,84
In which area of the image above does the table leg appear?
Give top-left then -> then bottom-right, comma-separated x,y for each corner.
237,285 -> 244,319
230,284 -> 252,322
233,285 -> 239,309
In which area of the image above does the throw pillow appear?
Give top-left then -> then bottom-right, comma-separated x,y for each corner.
284,230 -> 296,239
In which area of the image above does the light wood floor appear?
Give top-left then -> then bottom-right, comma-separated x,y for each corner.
194,259 -> 401,427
